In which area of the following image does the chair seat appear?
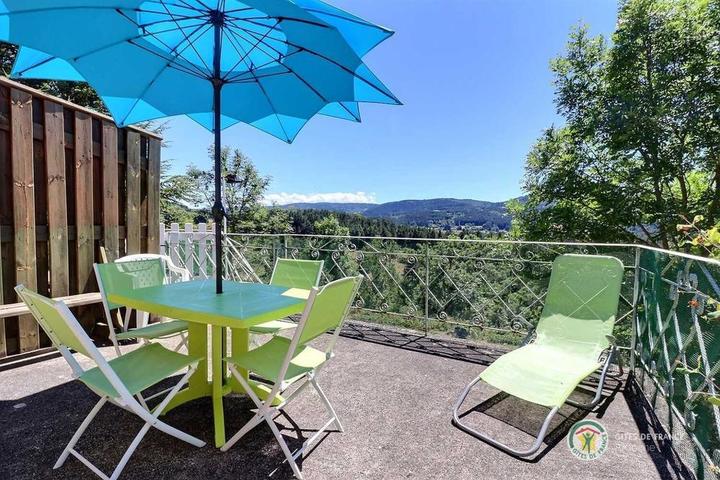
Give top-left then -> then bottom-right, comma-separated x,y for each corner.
79,343 -> 202,398
225,336 -> 328,383
479,343 -> 601,408
249,319 -> 296,334
116,320 -> 188,340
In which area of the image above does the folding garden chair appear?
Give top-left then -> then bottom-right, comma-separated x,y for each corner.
249,258 -> 324,335
452,254 -> 624,457
14,285 -> 205,480
221,275 -> 363,479
95,258 -> 189,355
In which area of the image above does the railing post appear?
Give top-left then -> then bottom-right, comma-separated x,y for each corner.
629,246 -> 641,375
425,242 -> 430,335
198,223 -> 207,279
284,235 -> 289,259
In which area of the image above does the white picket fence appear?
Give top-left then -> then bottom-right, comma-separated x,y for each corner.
159,222 -> 260,282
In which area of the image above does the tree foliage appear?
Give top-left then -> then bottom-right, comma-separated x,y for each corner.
512,0 -> 720,249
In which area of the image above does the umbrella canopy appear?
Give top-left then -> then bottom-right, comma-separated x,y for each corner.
0,0 -> 399,293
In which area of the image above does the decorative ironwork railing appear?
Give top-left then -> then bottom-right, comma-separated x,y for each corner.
160,224 -> 636,347
633,247 -> 720,478
159,223 -> 720,478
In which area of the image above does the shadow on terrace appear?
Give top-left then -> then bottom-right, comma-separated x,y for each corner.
0,325 -> 691,480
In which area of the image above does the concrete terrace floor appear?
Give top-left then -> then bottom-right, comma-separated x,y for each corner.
0,324 -> 693,480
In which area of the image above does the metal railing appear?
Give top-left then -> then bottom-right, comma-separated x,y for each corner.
160,223 -> 720,479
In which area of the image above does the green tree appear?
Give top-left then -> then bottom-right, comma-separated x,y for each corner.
185,146 -> 290,233
512,0 -> 720,249
313,215 -> 350,236
160,159 -> 196,224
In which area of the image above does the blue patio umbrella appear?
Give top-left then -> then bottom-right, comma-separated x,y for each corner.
0,0 -> 399,293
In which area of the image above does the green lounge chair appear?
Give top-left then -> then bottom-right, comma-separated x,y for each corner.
95,258 -> 189,355
15,285 -> 205,480
452,254 -> 624,457
249,258 -> 324,335
221,276 -> 363,479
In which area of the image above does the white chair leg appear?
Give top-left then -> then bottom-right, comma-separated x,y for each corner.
58,366 -> 205,480
109,422 -> 152,480
221,412 -> 265,451
311,377 -> 343,432
54,397 -> 108,469
266,415 -> 304,479
221,367 -> 274,452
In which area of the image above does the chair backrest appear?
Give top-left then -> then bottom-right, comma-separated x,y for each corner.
116,253 -> 190,282
95,258 -> 165,311
295,276 -> 362,346
15,285 -> 140,404
15,285 -> 94,360
536,254 -> 624,357
270,259 -> 324,290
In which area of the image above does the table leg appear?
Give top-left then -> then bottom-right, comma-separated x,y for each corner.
229,327 -> 249,391
212,325 -> 226,447
162,322 -> 211,413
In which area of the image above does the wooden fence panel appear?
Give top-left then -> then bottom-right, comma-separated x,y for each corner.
45,100 -> 69,298
102,121 -> 119,262
11,88 -> 38,352
74,112 -> 94,294
0,78 -> 162,358
147,138 -> 161,253
126,131 -> 141,254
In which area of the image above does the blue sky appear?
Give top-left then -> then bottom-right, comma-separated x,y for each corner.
161,0 -> 619,204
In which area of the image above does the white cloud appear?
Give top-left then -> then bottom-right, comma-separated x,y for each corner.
263,191 -> 377,205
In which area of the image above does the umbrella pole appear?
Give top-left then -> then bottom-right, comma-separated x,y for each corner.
212,16 -> 224,295
212,83 -> 223,295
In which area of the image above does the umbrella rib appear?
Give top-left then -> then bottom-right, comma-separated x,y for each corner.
221,27 -> 284,82
263,33 -> 399,103
138,14 -> 208,29
225,15 -> 329,29
219,27 -> 290,142
116,8 -> 211,78
224,22 -> 328,103
119,23 -> 215,125
63,21 -> 206,63
221,19 -> 281,81
141,1 -> 206,15
127,22 -> 214,81
157,1 -> 213,76
222,28 -> 292,141
222,21 -> 286,80
336,102 -> 361,121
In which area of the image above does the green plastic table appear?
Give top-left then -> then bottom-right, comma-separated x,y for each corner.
107,279 -> 309,447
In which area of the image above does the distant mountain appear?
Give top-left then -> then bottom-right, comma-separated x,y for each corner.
281,202 -> 377,214
283,197 -> 523,230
